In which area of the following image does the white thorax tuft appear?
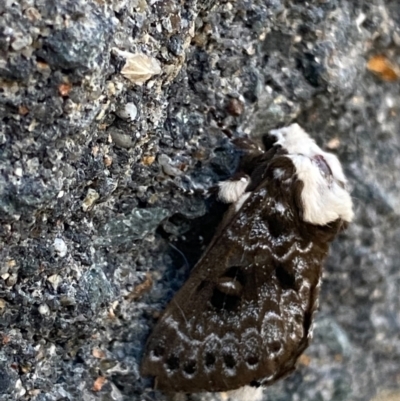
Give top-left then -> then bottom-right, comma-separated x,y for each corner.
270,123 -> 354,225
218,176 -> 250,204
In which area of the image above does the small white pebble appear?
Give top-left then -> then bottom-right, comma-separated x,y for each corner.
15,379 -> 26,396
116,102 -> 138,121
38,304 -> 50,315
53,238 -> 67,257
11,34 -> 32,51
125,102 -> 138,120
47,274 -> 62,290
14,167 -> 23,177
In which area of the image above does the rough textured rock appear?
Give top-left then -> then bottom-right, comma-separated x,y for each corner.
1,1 -> 400,401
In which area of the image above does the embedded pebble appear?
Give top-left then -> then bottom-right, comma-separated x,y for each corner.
82,189 -> 100,211
116,102 -> 138,121
53,238 -> 67,257
11,34 -> 33,51
47,274 -> 62,291
158,154 -> 182,177
38,304 -> 50,316
110,129 -> 135,148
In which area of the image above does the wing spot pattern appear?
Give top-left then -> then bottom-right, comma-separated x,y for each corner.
152,345 -> 165,358
165,355 -> 180,371
275,264 -> 296,290
223,353 -> 236,369
210,266 -> 247,311
224,266 -> 246,285
205,352 -> 216,367
246,355 -> 259,366
183,360 -> 196,375
269,340 -> 282,353
211,289 -> 241,311
267,214 -> 285,238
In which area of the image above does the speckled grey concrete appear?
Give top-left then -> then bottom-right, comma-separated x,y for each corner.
1,1 -> 400,401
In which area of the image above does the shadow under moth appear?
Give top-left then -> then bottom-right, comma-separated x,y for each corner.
141,124 -> 354,400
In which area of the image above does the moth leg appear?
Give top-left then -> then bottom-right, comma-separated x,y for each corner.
218,138 -> 272,203
215,134 -> 280,204
231,137 -> 265,176
232,135 -> 281,183
231,137 -> 264,153
217,136 -> 278,204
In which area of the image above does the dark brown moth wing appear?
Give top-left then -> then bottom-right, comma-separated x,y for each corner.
141,156 -> 335,393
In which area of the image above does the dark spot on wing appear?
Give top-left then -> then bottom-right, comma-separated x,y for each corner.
266,214 -> 286,238
152,344 -> 165,358
205,352 -> 216,368
246,355 -> 259,366
165,355 -> 180,371
224,266 -> 247,286
275,264 -> 296,290
223,353 -> 236,369
269,341 -> 282,353
183,360 -> 196,375
210,288 -> 241,312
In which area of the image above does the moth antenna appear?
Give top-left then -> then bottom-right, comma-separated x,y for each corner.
142,392 -> 157,401
231,136 -> 263,152
172,298 -> 188,325
168,242 -> 190,270
174,175 -> 209,197
348,194 -> 362,204
166,242 -> 199,317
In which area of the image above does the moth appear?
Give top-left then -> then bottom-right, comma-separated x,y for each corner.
141,124 -> 354,397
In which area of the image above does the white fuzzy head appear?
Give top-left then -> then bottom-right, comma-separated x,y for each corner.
270,123 -> 354,225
